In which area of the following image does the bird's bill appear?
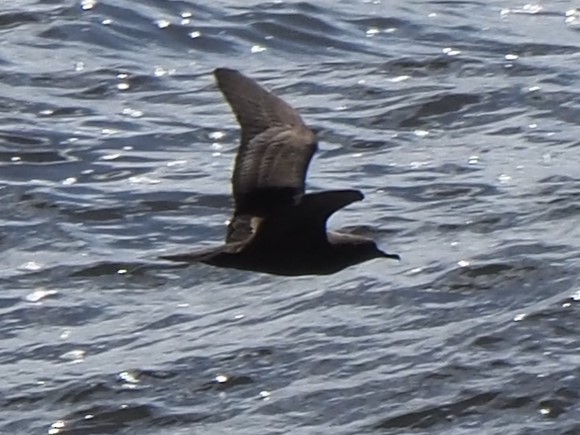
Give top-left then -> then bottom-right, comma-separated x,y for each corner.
380,250 -> 401,261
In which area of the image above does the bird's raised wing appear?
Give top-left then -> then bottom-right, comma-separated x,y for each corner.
214,68 -> 317,219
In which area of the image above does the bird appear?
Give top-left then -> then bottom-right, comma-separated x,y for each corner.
160,68 -> 399,276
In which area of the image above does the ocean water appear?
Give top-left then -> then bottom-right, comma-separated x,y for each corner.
2,1 -> 580,434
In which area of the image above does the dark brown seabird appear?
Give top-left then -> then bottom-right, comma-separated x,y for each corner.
161,68 -> 399,276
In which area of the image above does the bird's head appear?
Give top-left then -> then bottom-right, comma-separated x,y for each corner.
358,239 -> 400,262
330,232 -> 400,265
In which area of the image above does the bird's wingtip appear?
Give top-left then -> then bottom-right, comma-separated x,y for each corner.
344,189 -> 364,202
214,67 -> 238,80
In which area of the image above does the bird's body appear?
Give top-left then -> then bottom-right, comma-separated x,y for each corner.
161,68 -> 398,275
168,235 -> 383,276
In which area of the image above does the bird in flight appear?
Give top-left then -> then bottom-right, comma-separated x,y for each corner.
161,68 -> 399,275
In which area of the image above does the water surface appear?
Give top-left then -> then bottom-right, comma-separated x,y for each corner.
2,1 -> 580,434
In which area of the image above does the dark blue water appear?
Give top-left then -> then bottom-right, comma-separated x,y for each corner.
2,1 -> 580,434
